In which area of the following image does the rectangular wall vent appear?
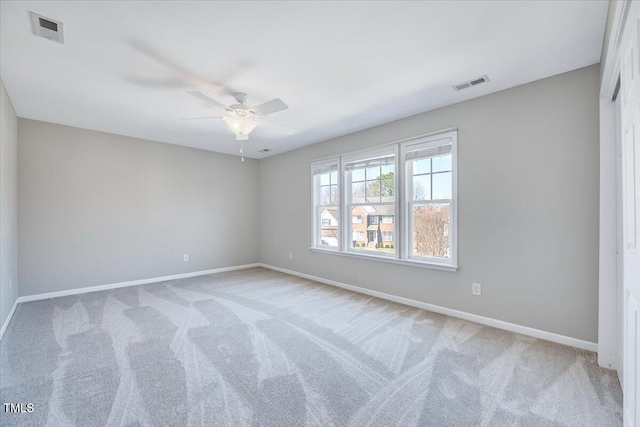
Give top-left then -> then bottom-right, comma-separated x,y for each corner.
29,12 -> 64,44
453,75 -> 489,91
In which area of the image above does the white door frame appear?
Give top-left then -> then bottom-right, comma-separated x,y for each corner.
599,0 -> 630,375
600,1 -> 640,425
599,87 -> 623,373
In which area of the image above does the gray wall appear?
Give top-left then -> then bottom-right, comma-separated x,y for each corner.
258,65 -> 600,342
1,78 -> 18,328
18,120 -> 259,296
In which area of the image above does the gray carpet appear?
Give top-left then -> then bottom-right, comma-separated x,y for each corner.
0,267 -> 622,426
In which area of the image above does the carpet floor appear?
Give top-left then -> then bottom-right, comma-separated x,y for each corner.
0,267 -> 622,426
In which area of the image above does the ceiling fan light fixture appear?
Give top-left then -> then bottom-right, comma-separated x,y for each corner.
223,116 -> 258,137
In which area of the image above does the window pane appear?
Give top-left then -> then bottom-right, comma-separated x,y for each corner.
366,180 -> 380,201
381,178 -> 395,198
432,154 -> 451,173
319,207 -> 339,248
351,207 -> 367,249
366,166 -> 380,180
412,203 -> 450,258
413,175 -> 431,201
381,166 -> 396,199
413,158 -> 431,175
319,186 -> 331,204
330,171 -> 338,185
352,182 -> 365,200
432,172 -> 452,199
330,184 -> 339,204
351,206 -> 395,253
352,169 -> 365,182
320,173 -> 330,185
381,164 -> 394,175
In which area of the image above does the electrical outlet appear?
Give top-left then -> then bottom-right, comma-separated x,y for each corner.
9,280 -> 12,291
184,254 -> 189,262
289,252 -> 293,260
472,283 -> 482,296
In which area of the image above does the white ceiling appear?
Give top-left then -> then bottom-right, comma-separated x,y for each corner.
1,1 -> 608,159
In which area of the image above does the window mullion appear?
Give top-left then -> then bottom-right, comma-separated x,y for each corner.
430,158 -> 434,200
396,144 -> 404,259
341,158 -> 348,252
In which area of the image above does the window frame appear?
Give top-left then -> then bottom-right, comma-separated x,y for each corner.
310,158 -> 341,251
401,132 -> 458,267
310,129 -> 458,271
343,145 -> 399,259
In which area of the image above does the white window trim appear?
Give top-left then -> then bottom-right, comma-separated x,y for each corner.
309,247 -> 458,272
309,128 -> 458,271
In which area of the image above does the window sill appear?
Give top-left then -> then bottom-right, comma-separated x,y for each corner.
309,247 -> 459,272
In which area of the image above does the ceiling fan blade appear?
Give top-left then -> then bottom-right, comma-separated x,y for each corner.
259,118 -> 297,135
187,91 -> 230,111
252,98 -> 288,116
180,116 -> 224,121
125,76 -> 188,88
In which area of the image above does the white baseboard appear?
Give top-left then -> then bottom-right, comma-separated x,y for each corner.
258,263 -> 599,353
0,297 -> 20,341
17,263 -> 260,303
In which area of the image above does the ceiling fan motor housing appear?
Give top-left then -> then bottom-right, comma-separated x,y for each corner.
229,107 -> 255,117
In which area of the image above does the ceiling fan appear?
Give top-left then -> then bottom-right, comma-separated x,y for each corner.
184,91 -> 297,141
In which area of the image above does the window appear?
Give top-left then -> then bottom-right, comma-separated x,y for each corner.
345,147 -> 397,255
404,133 -> 456,264
310,129 -> 457,271
312,160 -> 339,249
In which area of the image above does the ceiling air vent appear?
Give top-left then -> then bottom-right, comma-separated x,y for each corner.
452,75 -> 489,91
29,12 -> 64,44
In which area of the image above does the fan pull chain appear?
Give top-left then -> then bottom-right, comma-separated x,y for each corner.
240,142 -> 245,162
